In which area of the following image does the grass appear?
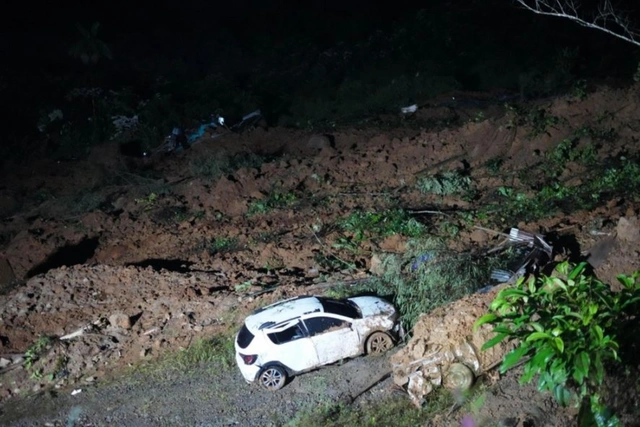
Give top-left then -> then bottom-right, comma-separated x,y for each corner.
416,170 -> 472,196
362,237 -> 506,328
285,390 -> 453,427
483,156 -> 640,224
209,236 -> 239,254
170,336 -> 236,372
247,190 -> 298,215
340,209 -> 425,243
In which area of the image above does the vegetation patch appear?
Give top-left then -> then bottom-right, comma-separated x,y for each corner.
476,262 -> 640,425
248,190 -> 298,215
416,170 -> 472,196
339,209 -> 425,243
482,156 -> 640,224
208,236 -> 239,254
364,238 -> 507,328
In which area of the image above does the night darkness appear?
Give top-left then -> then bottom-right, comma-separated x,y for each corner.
1,0 -> 638,155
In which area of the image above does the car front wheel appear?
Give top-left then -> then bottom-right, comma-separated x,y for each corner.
259,365 -> 287,391
366,331 -> 393,355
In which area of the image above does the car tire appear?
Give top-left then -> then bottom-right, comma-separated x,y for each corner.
259,365 -> 287,391
366,331 -> 393,355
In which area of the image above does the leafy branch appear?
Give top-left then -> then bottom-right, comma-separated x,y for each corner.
476,262 -> 640,425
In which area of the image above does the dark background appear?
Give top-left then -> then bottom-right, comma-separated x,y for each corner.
1,0 -> 638,159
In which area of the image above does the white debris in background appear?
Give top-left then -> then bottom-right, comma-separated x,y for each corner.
401,104 -> 418,114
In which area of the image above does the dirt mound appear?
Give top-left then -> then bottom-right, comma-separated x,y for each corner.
390,285 -> 514,406
0,264 -> 243,398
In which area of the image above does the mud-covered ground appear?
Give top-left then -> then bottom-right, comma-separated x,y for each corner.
1,85 -> 639,425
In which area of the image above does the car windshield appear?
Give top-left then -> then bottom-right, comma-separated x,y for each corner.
236,324 -> 255,349
319,298 -> 361,319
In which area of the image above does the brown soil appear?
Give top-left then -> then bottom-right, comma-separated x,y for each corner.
0,85 -> 639,425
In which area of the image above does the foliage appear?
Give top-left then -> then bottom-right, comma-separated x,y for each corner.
135,192 -> 159,210
209,237 -> 239,254
365,238 -> 503,328
484,157 -> 504,175
340,209 -> 425,243
171,336 -> 235,371
504,104 -> 563,138
247,191 -> 298,215
24,336 -> 52,370
416,170 -> 472,196
476,262 -> 640,425
485,157 -> 640,224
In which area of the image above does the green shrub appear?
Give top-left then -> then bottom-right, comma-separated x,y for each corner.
366,238 -> 501,328
247,191 -> 297,215
416,170 -> 471,196
340,209 -> 425,243
476,262 -> 640,425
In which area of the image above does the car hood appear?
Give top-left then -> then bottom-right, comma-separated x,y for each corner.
348,296 -> 396,318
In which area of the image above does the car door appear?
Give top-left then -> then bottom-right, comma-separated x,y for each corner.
303,316 -> 361,366
265,320 -> 318,372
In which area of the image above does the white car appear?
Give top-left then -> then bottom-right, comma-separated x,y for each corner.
235,295 -> 401,390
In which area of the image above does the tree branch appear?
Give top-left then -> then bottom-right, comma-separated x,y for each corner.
514,0 -> 640,47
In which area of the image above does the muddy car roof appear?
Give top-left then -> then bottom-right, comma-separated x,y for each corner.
245,296 -> 323,332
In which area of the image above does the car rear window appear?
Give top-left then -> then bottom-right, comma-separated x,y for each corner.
319,298 -> 361,319
236,324 -> 255,349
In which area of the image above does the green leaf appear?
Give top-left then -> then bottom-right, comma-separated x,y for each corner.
553,337 -> 565,353
576,351 -> 591,374
531,346 -> 555,366
593,325 -> 604,344
501,345 -> 529,372
568,262 -> 587,280
530,322 -> 544,332
474,313 -> 498,331
482,332 -> 508,350
526,332 -> 552,342
499,288 -> 529,299
553,384 -> 572,406
550,278 -> 568,291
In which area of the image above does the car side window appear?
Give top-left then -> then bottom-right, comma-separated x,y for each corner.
303,317 -> 349,337
268,322 -> 307,345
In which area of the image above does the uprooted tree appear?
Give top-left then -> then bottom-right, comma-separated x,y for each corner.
514,0 -> 640,47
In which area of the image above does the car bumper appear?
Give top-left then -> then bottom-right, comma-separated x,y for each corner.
235,353 -> 261,383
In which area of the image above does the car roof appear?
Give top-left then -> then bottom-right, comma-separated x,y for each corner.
245,296 -> 324,332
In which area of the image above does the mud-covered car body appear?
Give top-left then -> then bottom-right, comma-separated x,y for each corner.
235,295 -> 400,390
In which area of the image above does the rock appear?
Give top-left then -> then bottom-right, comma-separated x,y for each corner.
0,358 -> 10,369
469,228 -> 489,244
370,254 -> 383,276
109,313 -> 132,330
378,235 -> 407,252
616,216 -> 640,243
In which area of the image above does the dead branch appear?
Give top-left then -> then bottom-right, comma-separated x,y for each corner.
514,0 -> 640,47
